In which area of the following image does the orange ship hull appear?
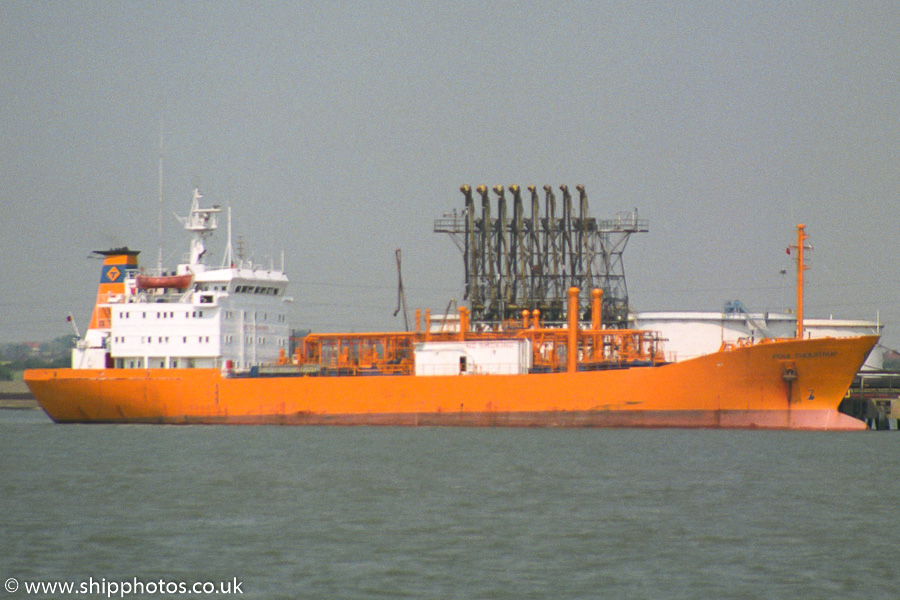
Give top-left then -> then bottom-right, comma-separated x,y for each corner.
25,335 -> 877,430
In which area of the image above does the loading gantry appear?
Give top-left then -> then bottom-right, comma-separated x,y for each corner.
434,185 -> 648,327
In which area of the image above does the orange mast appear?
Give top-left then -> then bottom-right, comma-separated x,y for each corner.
794,224 -> 809,339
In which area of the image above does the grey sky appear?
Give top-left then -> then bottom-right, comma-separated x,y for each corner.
1,1 -> 898,349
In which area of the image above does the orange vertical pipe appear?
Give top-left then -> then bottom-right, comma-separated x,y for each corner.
567,287 -> 579,373
459,306 -> 468,341
522,309 -> 530,329
591,288 -> 603,362
591,288 -> 603,331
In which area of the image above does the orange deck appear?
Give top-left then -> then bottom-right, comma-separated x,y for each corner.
25,335 -> 877,430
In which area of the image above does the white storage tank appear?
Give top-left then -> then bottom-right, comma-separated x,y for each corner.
634,311 -> 883,370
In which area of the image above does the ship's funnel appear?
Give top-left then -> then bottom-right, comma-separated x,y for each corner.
88,248 -> 140,330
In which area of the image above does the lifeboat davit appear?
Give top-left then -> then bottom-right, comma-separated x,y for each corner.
136,274 -> 193,290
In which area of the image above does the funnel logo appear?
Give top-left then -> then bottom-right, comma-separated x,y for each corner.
101,265 -> 122,283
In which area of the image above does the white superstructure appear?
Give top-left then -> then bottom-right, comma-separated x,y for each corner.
73,189 -> 291,372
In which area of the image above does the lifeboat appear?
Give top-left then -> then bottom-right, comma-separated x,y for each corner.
136,273 -> 193,290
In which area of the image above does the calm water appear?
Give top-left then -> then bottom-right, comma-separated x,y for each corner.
2,409 -> 899,599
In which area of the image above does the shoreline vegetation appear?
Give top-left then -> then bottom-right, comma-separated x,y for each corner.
1,337 -> 72,409
0,381 -> 37,408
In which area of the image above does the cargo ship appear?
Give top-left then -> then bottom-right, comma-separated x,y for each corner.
24,188 -> 877,429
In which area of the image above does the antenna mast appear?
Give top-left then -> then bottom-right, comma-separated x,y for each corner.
157,120 -> 164,274
221,206 -> 234,268
176,189 -> 221,268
